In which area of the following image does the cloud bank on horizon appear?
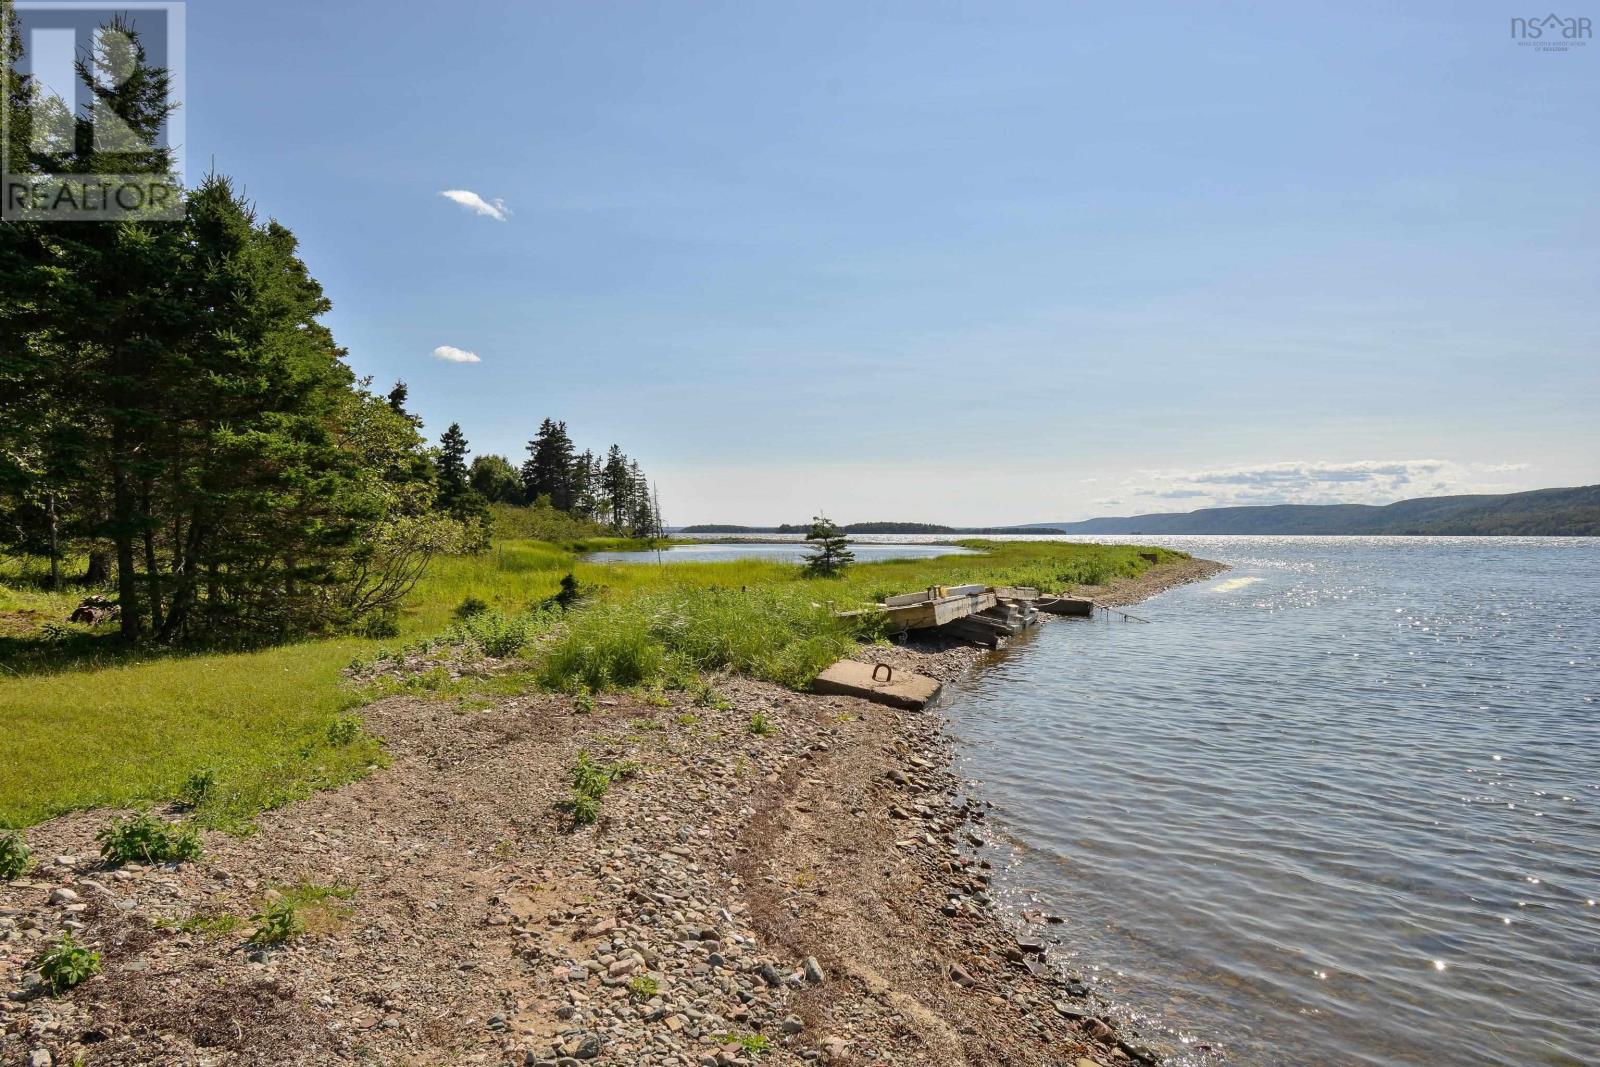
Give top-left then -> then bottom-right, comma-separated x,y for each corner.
438,189 -> 510,221
1091,459 -> 1537,513
432,345 -> 482,364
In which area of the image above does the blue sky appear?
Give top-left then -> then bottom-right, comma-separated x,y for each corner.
166,0 -> 1597,523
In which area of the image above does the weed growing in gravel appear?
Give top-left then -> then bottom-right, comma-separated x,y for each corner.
627,975 -> 660,999
561,750 -> 641,828
97,812 -> 203,865
0,830 -> 30,879
572,688 -> 596,714
734,1033 -> 771,1056
37,932 -> 100,994
692,682 -> 732,711
674,713 -> 699,727
272,882 -> 356,935
748,711 -> 774,737
250,900 -> 303,945
164,912 -> 244,938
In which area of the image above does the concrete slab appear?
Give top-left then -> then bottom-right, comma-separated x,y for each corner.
812,659 -> 943,711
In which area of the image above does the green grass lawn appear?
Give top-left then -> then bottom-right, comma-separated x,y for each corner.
0,538 -> 1183,829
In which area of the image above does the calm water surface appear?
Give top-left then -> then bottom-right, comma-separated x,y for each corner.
585,541 -> 976,564
941,537 -> 1599,1066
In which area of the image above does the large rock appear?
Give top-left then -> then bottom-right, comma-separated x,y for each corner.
811,660 -> 942,710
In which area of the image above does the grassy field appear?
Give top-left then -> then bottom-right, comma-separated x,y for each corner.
0,537 -> 1183,829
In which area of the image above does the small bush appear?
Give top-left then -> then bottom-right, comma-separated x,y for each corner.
453,595 -> 490,620
573,688 -> 596,715
748,711 -> 774,737
325,716 -> 362,745
178,768 -> 217,809
37,932 -> 101,994
359,608 -> 400,639
97,812 -> 203,865
250,899 -> 304,945
0,831 -> 31,880
628,974 -> 660,999
564,792 -> 601,827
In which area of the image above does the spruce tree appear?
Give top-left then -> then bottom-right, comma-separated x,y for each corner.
522,419 -> 576,509
802,516 -> 854,578
437,424 -> 470,506
601,445 -> 630,529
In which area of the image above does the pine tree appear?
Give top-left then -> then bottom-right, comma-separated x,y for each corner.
802,516 -> 854,578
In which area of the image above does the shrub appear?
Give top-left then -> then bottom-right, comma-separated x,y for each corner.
250,900 -> 304,945
564,792 -> 601,827
453,595 -> 489,620
0,831 -> 31,880
97,812 -> 203,865
748,711 -> 774,737
628,974 -> 660,999
37,932 -> 101,994
359,607 -> 401,639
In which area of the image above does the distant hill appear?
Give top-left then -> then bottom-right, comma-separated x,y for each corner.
1025,485 -> 1600,536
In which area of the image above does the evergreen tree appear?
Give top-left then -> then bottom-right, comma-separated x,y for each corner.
625,459 -> 653,535
600,445 -> 630,529
802,516 -> 854,577
436,423 -> 470,506
522,418 -> 576,509
571,449 -> 599,519
0,10 -> 183,638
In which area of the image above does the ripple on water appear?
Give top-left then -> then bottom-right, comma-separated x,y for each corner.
945,536 -> 1600,1067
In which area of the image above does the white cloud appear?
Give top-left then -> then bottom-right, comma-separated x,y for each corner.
438,189 -> 510,221
432,345 -> 482,364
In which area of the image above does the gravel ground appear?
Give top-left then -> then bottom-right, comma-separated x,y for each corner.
1,558 -> 1225,1067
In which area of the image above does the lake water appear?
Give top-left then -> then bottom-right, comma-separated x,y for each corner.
584,541 -> 976,564
939,537 -> 1599,1066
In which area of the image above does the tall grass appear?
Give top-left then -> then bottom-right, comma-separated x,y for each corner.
0,536 -> 1185,828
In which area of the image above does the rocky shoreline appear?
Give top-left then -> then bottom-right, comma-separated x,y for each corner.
1,557 -> 1225,1067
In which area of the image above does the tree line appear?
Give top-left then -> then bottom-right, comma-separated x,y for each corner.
0,7 -> 657,643
440,415 -> 661,537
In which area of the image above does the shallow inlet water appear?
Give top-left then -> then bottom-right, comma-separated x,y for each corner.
584,541 -> 976,564
938,537 -> 1600,1067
